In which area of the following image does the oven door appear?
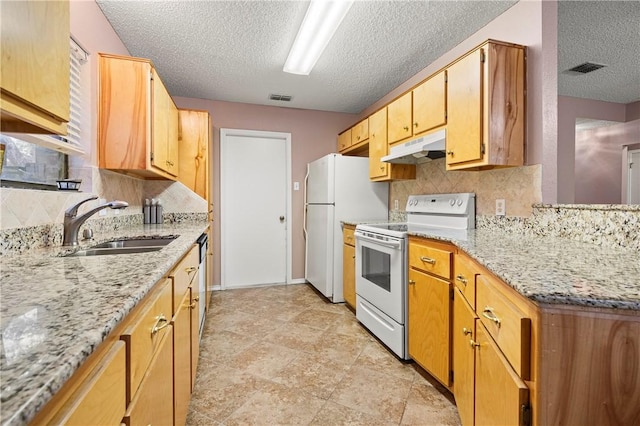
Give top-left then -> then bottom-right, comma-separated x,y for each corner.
355,230 -> 406,324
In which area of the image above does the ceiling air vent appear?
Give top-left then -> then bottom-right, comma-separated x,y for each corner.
269,94 -> 293,102
566,62 -> 607,74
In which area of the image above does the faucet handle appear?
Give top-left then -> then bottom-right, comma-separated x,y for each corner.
65,196 -> 98,218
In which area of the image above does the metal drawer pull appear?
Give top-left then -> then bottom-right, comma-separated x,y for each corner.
185,266 -> 197,273
151,314 -> 169,336
403,126 -> 409,131
482,307 -> 501,327
470,339 -> 480,348
189,302 -> 197,309
462,327 -> 472,336
409,280 -> 416,286
456,274 -> 468,285
420,256 -> 436,265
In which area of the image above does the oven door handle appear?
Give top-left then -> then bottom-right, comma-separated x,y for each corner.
355,232 -> 402,249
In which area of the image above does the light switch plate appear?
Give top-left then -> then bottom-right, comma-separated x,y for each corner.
293,182 -> 299,191
496,199 -> 506,216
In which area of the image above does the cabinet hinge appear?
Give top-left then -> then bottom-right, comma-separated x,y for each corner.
150,152 -> 154,161
520,404 -> 531,426
150,71 -> 154,81
481,143 -> 486,155
450,288 -> 454,300
480,49 -> 486,63
449,370 -> 454,383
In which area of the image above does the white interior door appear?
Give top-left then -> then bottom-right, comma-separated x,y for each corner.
628,149 -> 640,204
221,129 -> 291,288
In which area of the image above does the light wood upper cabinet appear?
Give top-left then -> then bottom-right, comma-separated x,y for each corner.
369,107 -> 416,181
387,92 -> 413,144
179,109 -> 211,201
446,41 -> 525,170
337,128 -> 352,151
351,118 -> 369,146
0,0 -> 69,134
98,53 -> 179,180
412,71 -> 447,135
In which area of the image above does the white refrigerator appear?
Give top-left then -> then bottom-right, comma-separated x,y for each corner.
304,154 -> 389,302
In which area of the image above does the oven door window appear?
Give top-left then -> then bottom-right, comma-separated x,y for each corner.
361,246 -> 391,292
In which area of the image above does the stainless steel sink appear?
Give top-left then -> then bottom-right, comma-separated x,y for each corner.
66,236 -> 177,257
90,237 -> 177,249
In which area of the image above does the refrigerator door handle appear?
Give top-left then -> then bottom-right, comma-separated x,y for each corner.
303,165 -> 310,239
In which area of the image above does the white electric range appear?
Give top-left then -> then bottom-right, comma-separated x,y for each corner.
354,193 -> 476,359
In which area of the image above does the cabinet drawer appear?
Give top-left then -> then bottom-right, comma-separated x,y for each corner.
120,279 -> 172,402
343,226 -> 355,247
123,327 -> 174,426
54,341 -> 126,425
409,241 -> 452,279
171,245 -> 199,313
476,275 -> 531,379
453,254 -> 477,308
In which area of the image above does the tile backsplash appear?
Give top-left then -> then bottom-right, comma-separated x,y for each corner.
1,166 -> 207,230
390,158 -> 542,217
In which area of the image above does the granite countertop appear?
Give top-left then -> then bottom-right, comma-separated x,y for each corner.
408,228 -> 640,311
0,222 -> 209,426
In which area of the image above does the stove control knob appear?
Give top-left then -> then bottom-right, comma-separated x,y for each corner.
457,199 -> 463,206
449,199 -> 455,206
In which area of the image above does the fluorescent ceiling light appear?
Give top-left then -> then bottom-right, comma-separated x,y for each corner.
283,0 -> 354,75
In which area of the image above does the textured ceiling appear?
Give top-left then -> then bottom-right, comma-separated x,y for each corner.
558,1 -> 640,104
95,1 -> 639,114
95,0 -> 517,113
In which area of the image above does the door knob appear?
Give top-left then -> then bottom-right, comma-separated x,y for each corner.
279,216 -> 285,221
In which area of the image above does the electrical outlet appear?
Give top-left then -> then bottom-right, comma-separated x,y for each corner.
496,199 -> 506,216
394,199 -> 399,210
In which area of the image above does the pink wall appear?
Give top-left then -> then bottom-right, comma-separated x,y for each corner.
574,118 -> 640,204
557,96 -> 627,203
173,97 -> 357,284
357,0 -> 558,202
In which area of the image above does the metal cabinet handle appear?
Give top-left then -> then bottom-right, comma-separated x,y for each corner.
193,296 -> 200,302
357,135 -> 361,140
185,266 -> 197,273
456,274 -> 468,285
403,126 -> 409,131
482,306 -> 501,327
189,302 -> 197,309
151,314 -> 169,336
420,256 -> 436,265
470,339 -> 480,348
446,151 -> 454,156
462,327 -> 472,336
413,122 -> 418,127
409,279 -> 416,286
380,165 -> 385,170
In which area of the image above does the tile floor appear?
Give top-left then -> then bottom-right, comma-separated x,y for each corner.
187,284 -> 461,426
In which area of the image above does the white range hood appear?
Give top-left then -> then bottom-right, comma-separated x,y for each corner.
381,129 -> 446,164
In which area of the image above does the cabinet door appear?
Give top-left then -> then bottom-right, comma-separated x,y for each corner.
338,128 -> 352,151
167,96 -> 180,176
152,70 -> 173,175
453,289 -> 477,426
387,92 -> 412,144
342,243 -> 356,308
412,70 -> 447,135
408,268 -> 451,386
98,55 -> 151,172
178,109 -> 210,199
475,323 -> 529,426
123,327 -> 174,426
447,48 -> 483,166
0,0 -> 69,134
190,286 -> 200,391
351,118 -> 369,145
368,108 -> 389,179
173,291 -> 192,426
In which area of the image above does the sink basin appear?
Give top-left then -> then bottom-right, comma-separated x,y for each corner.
65,236 -> 177,257
90,237 -> 177,249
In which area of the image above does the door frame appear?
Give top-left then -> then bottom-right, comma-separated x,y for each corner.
219,128 -> 292,289
622,147 -> 640,204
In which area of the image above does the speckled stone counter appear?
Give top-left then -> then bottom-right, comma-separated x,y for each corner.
0,222 -> 209,426
408,228 -> 640,311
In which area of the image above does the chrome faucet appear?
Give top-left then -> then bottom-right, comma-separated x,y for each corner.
62,196 -> 129,246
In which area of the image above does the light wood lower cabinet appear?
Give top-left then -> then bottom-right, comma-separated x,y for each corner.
342,225 -> 356,308
123,327 -> 174,426
452,288 -> 476,426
